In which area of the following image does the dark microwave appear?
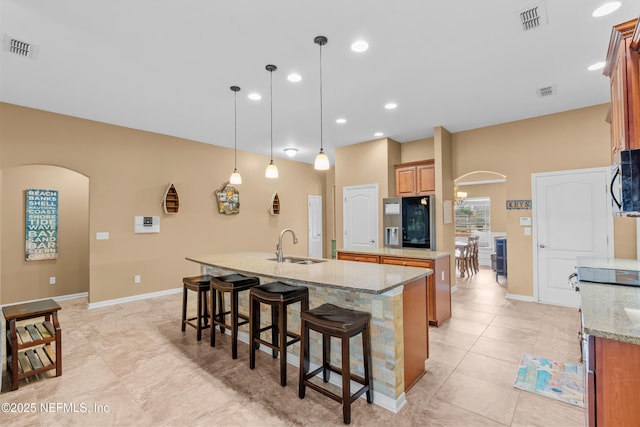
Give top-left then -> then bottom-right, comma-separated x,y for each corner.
611,148 -> 640,216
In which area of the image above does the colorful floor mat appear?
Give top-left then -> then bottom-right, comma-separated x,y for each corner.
513,353 -> 584,407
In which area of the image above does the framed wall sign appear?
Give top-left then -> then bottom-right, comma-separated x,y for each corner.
25,189 -> 59,261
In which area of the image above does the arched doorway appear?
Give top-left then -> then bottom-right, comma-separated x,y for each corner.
1,165 -> 89,304
453,171 -> 507,274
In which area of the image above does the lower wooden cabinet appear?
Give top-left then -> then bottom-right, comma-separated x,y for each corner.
337,251 -> 451,326
402,277 -> 428,391
587,335 -> 640,426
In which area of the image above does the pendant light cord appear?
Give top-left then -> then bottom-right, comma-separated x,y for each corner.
234,89 -> 238,170
270,67 -> 274,162
319,41 -> 323,153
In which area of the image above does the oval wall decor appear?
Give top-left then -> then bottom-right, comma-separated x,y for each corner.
216,182 -> 240,215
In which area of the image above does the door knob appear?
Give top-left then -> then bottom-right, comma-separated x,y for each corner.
539,244 -> 546,248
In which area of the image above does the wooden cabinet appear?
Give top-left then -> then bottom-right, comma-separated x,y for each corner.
604,18 -> 640,164
3,299 -> 62,391
338,251 -> 452,326
587,335 -> 640,426
395,160 -> 435,197
336,252 -> 379,264
380,256 -> 451,326
402,277 -> 428,391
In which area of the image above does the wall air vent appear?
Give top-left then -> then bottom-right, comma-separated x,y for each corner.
519,2 -> 548,31
537,85 -> 556,97
3,35 -> 38,59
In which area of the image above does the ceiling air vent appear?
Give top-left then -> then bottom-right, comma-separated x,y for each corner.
3,35 -> 37,59
519,2 -> 548,31
537,85 -> 556,97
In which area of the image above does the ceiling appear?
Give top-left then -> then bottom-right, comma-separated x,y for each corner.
1,1 -> 639,166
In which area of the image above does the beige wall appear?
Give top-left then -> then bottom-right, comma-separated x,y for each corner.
452,103 -> 636,296
0,103 -> 324,304
400,137 -> 435,163
1,165 -> 89,303
2,102 -> 637,304
334,138 -> 400,248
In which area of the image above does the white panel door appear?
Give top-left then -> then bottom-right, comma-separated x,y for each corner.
343,184 -> 378,250
308,195 -> 322,258
533,168 -> 612,307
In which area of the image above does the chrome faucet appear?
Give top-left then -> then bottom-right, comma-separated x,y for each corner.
276,228 -> 298,262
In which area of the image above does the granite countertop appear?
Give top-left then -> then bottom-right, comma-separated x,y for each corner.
186,251 -> 431,294
581,282 -> 640,345
337,247 -> 451,260
577,256 -> 640,271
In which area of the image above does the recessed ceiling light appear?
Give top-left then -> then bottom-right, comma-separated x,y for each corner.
336,118 -> 347,124
248,93 -> 261,101
384,102 -> 397,110
351,40 -> 369,53
592,2 -> 621,17
287,73 -> 302,83
283,147 -> 298,157
588,61 -> 606,71
374,132 -> 384,137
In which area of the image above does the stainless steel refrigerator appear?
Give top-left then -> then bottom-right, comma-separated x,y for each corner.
383,196 -> 435,249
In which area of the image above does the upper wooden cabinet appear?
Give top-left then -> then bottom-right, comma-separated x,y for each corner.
395,160 -> 435,197
604,17 -> 640,164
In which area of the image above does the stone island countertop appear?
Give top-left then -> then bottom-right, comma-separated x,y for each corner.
580,282 -> 640,345
186,251 -> 431,294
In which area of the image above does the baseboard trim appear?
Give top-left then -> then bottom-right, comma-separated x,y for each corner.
505,293 -> 535,302
88,287 -> 181,309
0,292 -> 89,308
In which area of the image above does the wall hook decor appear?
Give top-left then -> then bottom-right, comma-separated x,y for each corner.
216,182 -> 240,215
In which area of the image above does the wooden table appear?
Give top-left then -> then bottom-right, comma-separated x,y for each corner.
3,299 -> 62,390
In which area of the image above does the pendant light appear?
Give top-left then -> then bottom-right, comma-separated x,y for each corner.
313,35 -> 330,171
265,64 -> 279,178
229,85 -> 242,184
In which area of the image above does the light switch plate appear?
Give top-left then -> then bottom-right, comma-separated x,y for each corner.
96,232 -> 109,240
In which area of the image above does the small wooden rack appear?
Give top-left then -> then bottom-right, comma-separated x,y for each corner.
3,299 -> 62,391
162,183 -> 180,214
269,192 -> 280,215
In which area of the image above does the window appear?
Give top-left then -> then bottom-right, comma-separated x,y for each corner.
455,197 -> 490,232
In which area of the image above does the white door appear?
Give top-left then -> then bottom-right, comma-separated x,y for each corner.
308,195 -> 322,258
343,184 -> 378,250
533,168 -> 613,307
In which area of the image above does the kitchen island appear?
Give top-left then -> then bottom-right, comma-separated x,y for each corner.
578,257 -> 640,426
337,247 -> 451,326
186,251 -> 432,412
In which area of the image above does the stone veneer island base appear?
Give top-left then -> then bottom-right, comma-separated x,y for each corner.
186,252 -> 432,413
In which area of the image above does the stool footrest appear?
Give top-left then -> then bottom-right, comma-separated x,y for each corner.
302,376 -> 370,405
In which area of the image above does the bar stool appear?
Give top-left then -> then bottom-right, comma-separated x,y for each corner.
210,273 -> 260,359
298,303 -> 373,425
181,275 -> 213,341
249,281 -> 309,386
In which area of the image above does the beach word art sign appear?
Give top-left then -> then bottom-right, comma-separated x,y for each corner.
25,189 -> 59,261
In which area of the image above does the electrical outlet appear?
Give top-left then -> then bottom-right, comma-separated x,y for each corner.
49,276 -> 56,285
372,299 -> 383,318
134,275 -> 141,284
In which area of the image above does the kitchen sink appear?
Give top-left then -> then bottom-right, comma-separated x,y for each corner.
267,257 -> 326,265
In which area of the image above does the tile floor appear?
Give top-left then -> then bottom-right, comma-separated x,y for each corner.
1,267 -> 585,426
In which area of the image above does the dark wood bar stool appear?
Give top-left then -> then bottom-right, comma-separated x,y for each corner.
249,281 -> 309,386
298,303 -> 373,425
210,273 -> 260,359
181,275 -> 214,341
